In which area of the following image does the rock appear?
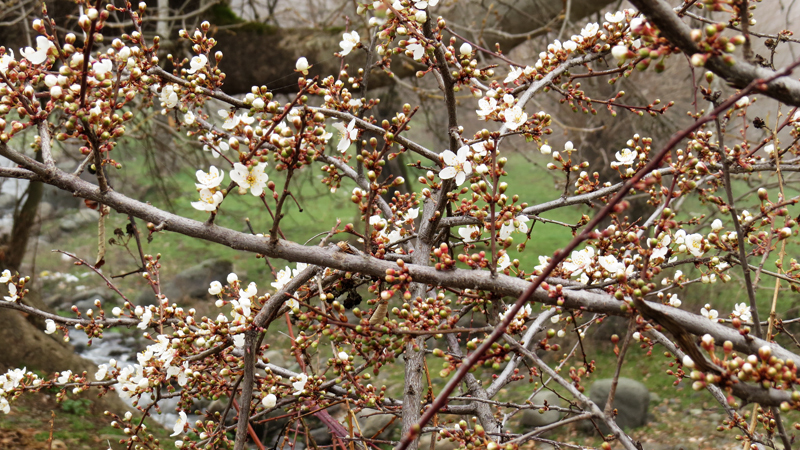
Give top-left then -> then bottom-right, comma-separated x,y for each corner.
0,193 -> 16,210
37,201 -> 54,220
43,183 -> 82,210
518,391 -> 563,428
136,258 -> 233,305
58,208 -> 100,232
310,426 -> 333,446
585,377 -> 650,431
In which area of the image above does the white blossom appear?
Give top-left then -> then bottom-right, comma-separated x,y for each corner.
296,57 -> 309,75
188,54 -> 208,74
159,84 -> 179,109
340,31 -> 360,56
611,45 -> 628,61
333,119 -> 358,152
735,96 -> 750,108
476,97 -> 498,118
406,39 -> 425,60
732,302 -> 752,322
534,255 -> 550,272
563,247 -> 595,276
95,364 -> 108,381
499,304 -> 531,328
208,281 -> 223,295
684,233 -> 705,257
92,59 -> 113,76
138,307 -> 152,330
191,188 -> 223,212
195,166 -> 225,190
614,147 -> 637,166
701,304 -> 719,322
605,11 -> 625,23
667,293 -> 681,308
458,225 -> 481,242
499,216 -> 530,239
20,36 -> 54,65
292,373 -> 308,395
504,66 -> 523,83
271,267 -> 292,290
4,284 -> 18,302
459,43 -> 472,56
711,219 -> 723,232
262,393 -> 277,408
0,50 -> 13,77
439,146 -> 473,185
172,411 -> 188,436
503,105 -> 527,131
44,319 -> 56,335
497,253 -> 511,270
598,254 -> 624,274
580,23 -> 600,38
57,370 -> 72,384
0,270 -> 11,283
230,162 -> 269,196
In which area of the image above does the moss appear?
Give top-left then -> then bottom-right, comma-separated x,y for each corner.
235,21 -> 279,35
207,3 -> 243,26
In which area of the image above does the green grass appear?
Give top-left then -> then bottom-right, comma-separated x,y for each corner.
24,132 -> 800,448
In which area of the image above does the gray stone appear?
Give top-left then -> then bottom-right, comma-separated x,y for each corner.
161,258 -> 234,301
586,377 -> 650,431
518,391 -> 563,428
37,201 -> 54,220
43,183 -> 82,210
0,193 -> 16,210
309,427 -> 333,446
58,208 -> 100,232
135,258 -> 233,305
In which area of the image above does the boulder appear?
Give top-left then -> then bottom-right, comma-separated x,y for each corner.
518,390 -> 563,428
586,377 -> 650,431
58,208 -> 100,232
135,258 -> 233,305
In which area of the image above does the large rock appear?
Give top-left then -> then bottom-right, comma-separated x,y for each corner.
136,258 -> 233,305
58,208 -> 100,232
586,377 -> 650,431
518,391 -> 563,428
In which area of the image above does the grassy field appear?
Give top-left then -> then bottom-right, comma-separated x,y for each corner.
18,134 -> 800,448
